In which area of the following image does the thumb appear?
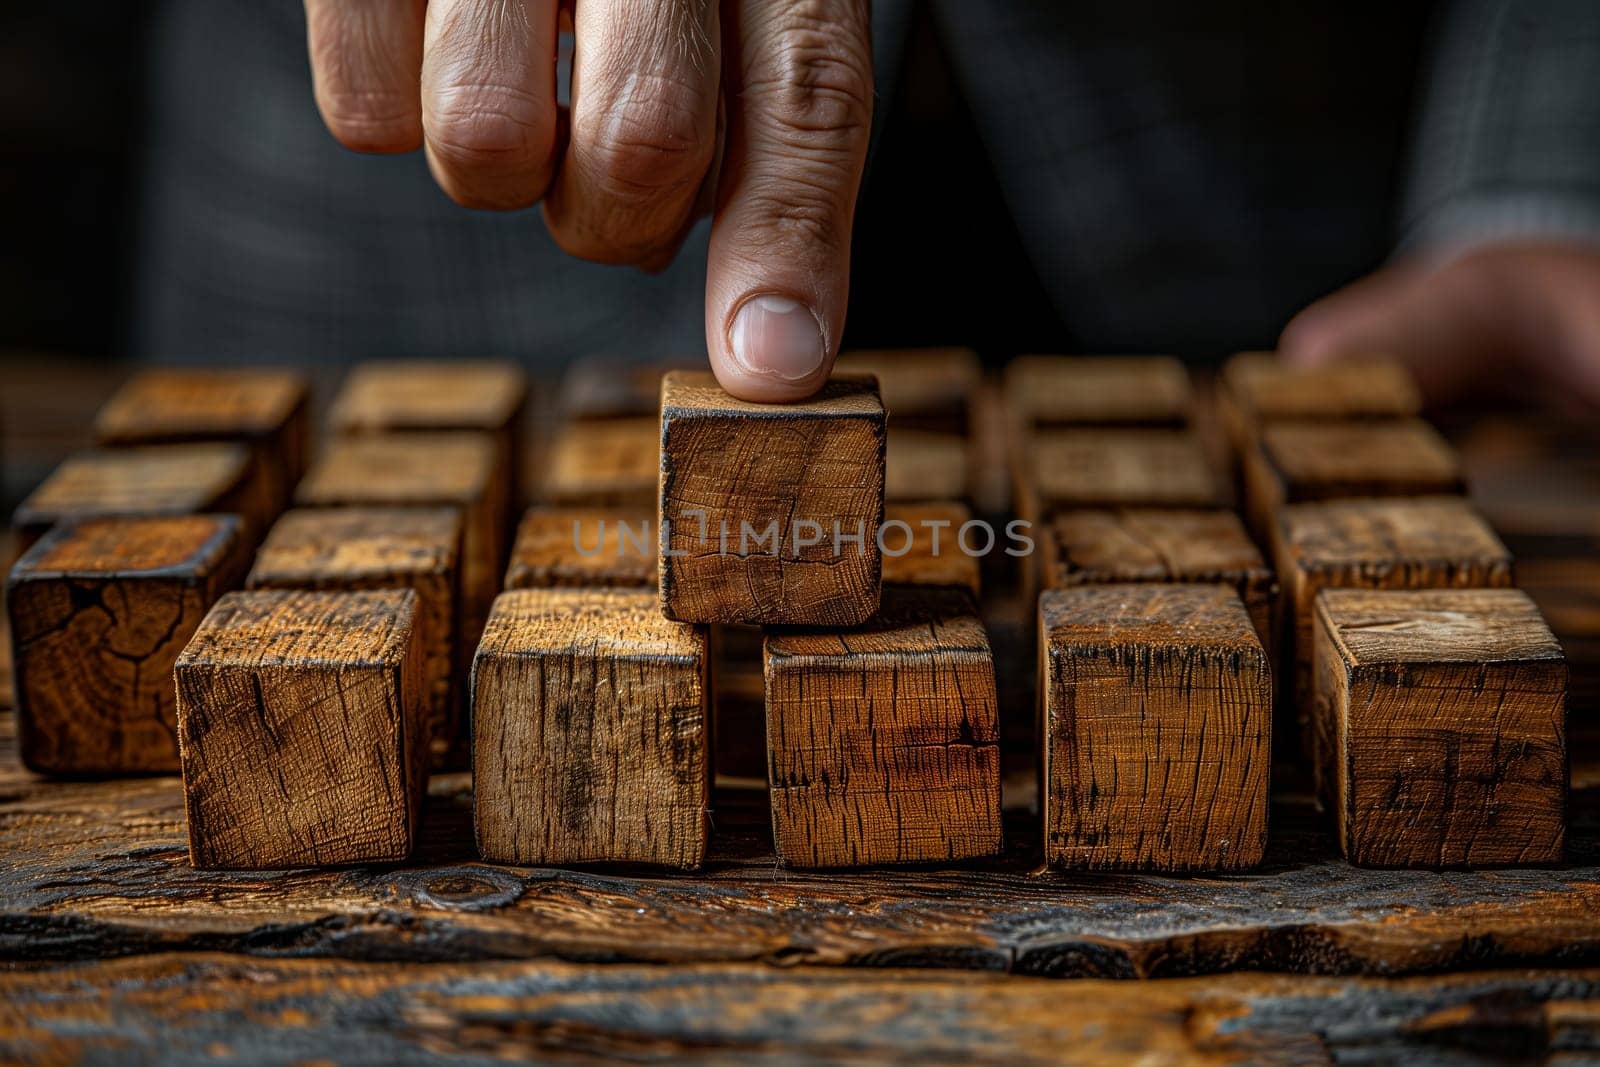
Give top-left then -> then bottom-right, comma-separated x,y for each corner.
704,0 -> 873,402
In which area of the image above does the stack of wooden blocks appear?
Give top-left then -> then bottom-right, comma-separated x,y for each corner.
4,349 -> 1568,875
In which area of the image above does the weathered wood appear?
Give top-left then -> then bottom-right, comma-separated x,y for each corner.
1005,355 -> 1192,428
92,365 -> 311,517
764,586 -> 1002,868
175,588 -> 425,869
472,588 -> 709,869
886,428 -> 969,502
836,347 -> 981,432
7,515 -> 249,775
1219,351 -> 1423,456
1024,429 -> 1223,514
1276,496 -> 1516,717
295,433 -> 506,643
881,501 -> 983,597
1314,587 -> 1567,868
246,507 -> 463,766
1041,508 -> 1275,645
504,506 -> 656,589
659,371 -> 885,626
1041,584 -> 1271,871
540,417 -> 660,508
11,443 -> 262,552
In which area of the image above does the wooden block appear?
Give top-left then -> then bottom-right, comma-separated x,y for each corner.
6,515 -> 249,774
1313,588 -> 1566,868
504,506 -> 656,590
886,428 -> 968,503
246,507 -> 463,766
1040,584 -> 1271,871
764,585 -> 1002,867
558,357 -> 692,420
835,347 -> 980,432
880,501 -> 983,598
472,588 -> 709,868
295,433 -> 505,640
11,444 -> 263,553
1041,509 -> 1275,644
1276,496 -> 1516,719
1219,351 -> 1423,455
1242,418 -> 1465,537
1005,355 -> 1192,428
92,366 -> 310,516
540,417 -> 659,508
175,588 -> 425,868
659,371 -> 885,626
1027,429 -> 1223,513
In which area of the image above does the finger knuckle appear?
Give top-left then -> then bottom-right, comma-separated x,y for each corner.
318,89 -> 423,153
749,2 -> 872,145
576,74 -> 713,199
742,170 -> 848,253
427,81 -> 555,174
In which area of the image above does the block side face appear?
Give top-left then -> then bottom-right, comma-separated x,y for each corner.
248,507 -> 462,588
1311,596 -> 1357,836
505,507 -> 657,590
94,367 -> 309,439
1032,430 -> 1221,509
180,589 -> 419,670
1005,355 -> 1192,426
15,445 -> 254,530
542,419 -> 659,508
1341,659 -> 1566,868
329,360 -> 528,431
874,503 -> 980,596
16,514 -> 243,580
884,428 -> 968,503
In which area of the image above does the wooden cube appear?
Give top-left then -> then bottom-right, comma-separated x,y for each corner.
12,444 -> 263,553
836,347 -> 980,432
880,501 -> 982,598
1041,584 -> 1271,871
1026,430 -> 1223,514
7,515 -> 249,774
558,357 -> 692,420
1042,509 -> 1275,644
540,418 -> 659,508
504,506 -> 656,590
93,366 -> 310,517
886,428 -> 969,503
1276,496 -> 1515,716
659,371 -> 885,626
1005,355 -> 1192,428
246,507 -> 463,765
295,433 -> 506,640
472,588 -> 710,868
1313,588 -> 1566,867
764,586 -> 1002,867
175,588 -> 425,868
1219,351 -> 1422,455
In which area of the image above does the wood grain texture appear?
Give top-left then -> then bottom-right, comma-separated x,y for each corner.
1026,429 -> 1223,513
886,428 -> 969,502
659,371 -> 885,626
540,417 -> 660,508
504,506 -> 657,589
473,588 -> 709,868
1219,351 -> 1423,455
7,515 -> 248,774
1314,588 -> 1567,868
1276,496 -> 1517,718
1005,355 -> 1192,428
1042,508 -> 1275,644
836,347 -> 980,432
881,502 -> 982,597
175,588 -> 425,869
91,365 -> 310,517
11,443 -> 263,552
246,507 -> 463,766
1041,584 -> 1271,871
764,586 -> 1002,867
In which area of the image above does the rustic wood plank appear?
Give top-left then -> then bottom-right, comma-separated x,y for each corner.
175,588 -> 425,869
659,371 -> 885,626
1004,355 -> 1192,428
472,588 -> 709,869
540,417 -> 660,508
881,501 -> 982,598
764,585 -> 1002,868
1218,351 -> 1424,457
92,365 -> 311,517
7,515 -> 249,775
836,347 -> 981,433
11,443 -> 263,553
504,505 -> 657,589
246,507 -> 463,767
1041,584 -> 1271,871
1024,429 -> 1224,514
886,428 -> 969,503
1314,587 -> 1567,868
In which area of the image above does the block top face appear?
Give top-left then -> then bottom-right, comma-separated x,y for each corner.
835,348 -> 980,418
1223,352 -> 1422,421
660,370 -> 884,421
11,514 -> 244,581
1318,588 -> 1564,668
1280,496 -> 1512,571
1048,508 -> 1269,587
329,359 -> 528,432
14,444 -> 252,527
881,501 -> 980,596
1031,430 -> 1221,508
478,588 -> 704,663
93,367 -> 309,442
505,506 -> 656,588
1006,355 -> 1192,425
765,586 -> 988,664
178,588 -> 418,670
1259,418 -> 1463,490
296,433 -> 495,505
1041,583 -> 1261,655
248,507 -> 461,586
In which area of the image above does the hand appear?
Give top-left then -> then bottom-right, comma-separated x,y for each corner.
303,0 -> 872,402
1279,240 -> 1600,413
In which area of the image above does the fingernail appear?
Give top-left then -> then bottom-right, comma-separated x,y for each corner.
729,294 -> 826,383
